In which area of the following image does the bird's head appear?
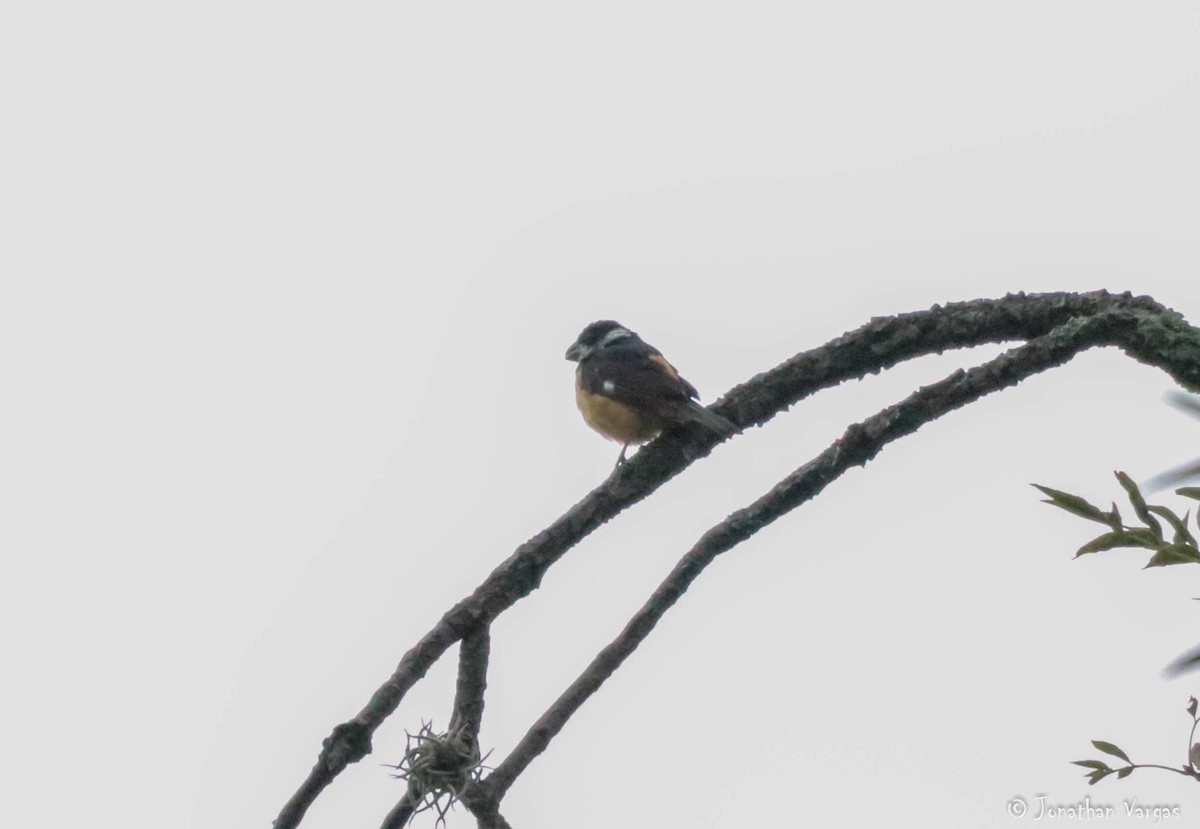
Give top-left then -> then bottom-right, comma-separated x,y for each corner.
565,320 -> 636,362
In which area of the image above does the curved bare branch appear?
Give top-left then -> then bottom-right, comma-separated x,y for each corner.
274,290 -> 1199,828
482,311 -> 1127,797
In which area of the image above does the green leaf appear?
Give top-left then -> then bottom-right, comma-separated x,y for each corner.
1075,532 -> 1155,557
1144,544 -> 1200,568
1117,767 -> 1133,779
1106,502 -> 1124,532
1148,505 -> 1197,547
1178,487 -> 1200,502
1071,760 -> 1111,771
1116,472 -> 1163,540
1033,484 -> 1110,523
1092,740 -> 1131,764
1087,769 -> 1112,785
1123,527 -> 1166,546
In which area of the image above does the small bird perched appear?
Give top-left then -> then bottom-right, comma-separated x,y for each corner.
564,320 -> 737,465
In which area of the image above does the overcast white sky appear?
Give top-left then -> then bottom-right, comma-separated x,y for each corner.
3,2 -> 1200,828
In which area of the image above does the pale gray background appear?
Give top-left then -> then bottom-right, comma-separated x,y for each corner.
3,2 -> 1199,827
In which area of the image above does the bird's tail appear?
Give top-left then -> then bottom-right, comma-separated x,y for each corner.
681,400 -> 739,437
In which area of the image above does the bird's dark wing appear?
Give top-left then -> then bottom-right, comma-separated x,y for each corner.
581,343 -> 737,436
580,345 -> 698,413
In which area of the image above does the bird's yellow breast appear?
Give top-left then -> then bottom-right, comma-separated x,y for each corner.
575,372 -> 662,445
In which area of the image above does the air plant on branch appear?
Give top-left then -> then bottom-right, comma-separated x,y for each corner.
385,720 -> 490,826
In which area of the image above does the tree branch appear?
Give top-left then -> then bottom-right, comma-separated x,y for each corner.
380,629 -> 492,829
451,626 -> 490,738
274,291 -> 1198,828
378,798 -> 416,829
483,311 -> 1136,795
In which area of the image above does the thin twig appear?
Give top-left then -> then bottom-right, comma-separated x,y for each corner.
451,626 -> 491,738
451,777 -> 517,829
379,798 -> 417,829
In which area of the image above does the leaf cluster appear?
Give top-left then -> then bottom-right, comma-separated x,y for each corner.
1071,740 -> 1135,785
1034,474 -> 1200,568
1070,699 -> 1200,786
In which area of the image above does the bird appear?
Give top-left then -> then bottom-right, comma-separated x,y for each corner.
564,320 -> 737,465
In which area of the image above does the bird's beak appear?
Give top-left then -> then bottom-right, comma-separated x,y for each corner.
565,342 -> 583,362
